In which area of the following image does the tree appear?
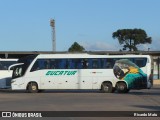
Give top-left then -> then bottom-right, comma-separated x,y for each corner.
68,42 -> 85,52
112,29 -> 152,51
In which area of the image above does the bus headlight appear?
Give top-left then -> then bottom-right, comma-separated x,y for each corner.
11,80 -> 16,83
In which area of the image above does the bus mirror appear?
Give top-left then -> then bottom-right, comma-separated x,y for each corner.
8,66 -> 13,72
8,63 -> 24,72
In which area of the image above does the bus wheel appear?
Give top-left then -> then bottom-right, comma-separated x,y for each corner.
117,82 -> 127,93
101,82 -> 112,93
28,82 -> 38,93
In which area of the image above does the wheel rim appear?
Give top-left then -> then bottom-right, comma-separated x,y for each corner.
120,86 -> 124,90
32,86 -> 37,91
104,85 -> 109,91
119,85 -> 125,91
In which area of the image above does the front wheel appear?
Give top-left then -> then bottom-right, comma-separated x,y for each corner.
101,82 -> 113,93
28,82 -> 38,93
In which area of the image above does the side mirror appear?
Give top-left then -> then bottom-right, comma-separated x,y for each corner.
8,63 -> 24,72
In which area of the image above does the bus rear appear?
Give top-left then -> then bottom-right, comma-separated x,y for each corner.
113,55 -> 153,91
145,55 -> 153,89
0,59 -> 17,89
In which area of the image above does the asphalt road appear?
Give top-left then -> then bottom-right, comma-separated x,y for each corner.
0,85 -> 160,120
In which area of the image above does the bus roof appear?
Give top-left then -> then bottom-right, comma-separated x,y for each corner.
36,54 -> 151,59
0,58 -> 18,61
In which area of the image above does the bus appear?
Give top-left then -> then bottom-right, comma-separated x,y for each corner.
0,58 -> 17,88
9,54 -> 153,93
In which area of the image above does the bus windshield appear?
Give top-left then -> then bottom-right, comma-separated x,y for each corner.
0,61 -> 17,70
12,55 -> 37,79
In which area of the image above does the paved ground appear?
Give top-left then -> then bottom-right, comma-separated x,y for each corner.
0,85 -> 160,120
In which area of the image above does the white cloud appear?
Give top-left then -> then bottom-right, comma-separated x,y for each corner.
80,39 -> 160,51
80,41 -> 119,51
150,39 -> 160,51
136,39 -> 160,51
137,44 -> 151,51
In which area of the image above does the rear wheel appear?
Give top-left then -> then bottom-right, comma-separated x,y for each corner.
101,82 -> 113,93
28,82 -> 38,93
116,82 -> 128,93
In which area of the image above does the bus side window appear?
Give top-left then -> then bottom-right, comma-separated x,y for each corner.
31,59 -> 47,71
50,59 -> 55,69
31,60 -> 40,71
134,58 -> 147,67
92,59 -> 100,69
44,59 -> 51,69
82,59 -> 89,69
65,59 -> 70,69
57,59 -> 71,69
54,59 -> 69,69
54,59 -> 60,69
101,59 -> 107,69
57,59 -> 65,69
69,59 -> 75,69
106,59 -> 113,69
39,59 -> 50,69
75,59 -> 82,69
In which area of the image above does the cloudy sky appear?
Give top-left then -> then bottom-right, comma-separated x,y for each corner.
0,0 -> 159,51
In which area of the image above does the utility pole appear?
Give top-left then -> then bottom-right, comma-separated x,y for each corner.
50,19 -> 56,51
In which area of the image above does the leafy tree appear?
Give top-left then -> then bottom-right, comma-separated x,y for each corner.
68,42 -> 85,52
112,29 -> 152,51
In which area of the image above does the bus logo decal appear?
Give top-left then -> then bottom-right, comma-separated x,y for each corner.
46,71 -> 77,76
113,59 -> 147,89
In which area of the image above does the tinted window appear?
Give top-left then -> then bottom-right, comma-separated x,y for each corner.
0,61 -> 17,70
12,65 -> 24,79
71,59 -> 82,69
100,59 -> 107,68
106,58 -> 119,69
133,58 -> 147,67
31,59 -> 54,71
56,59 -> 71,69
91,59 -> 100,69
30,57 -> 147,71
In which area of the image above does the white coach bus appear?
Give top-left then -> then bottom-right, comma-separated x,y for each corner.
9,54 -> 153,93
0,58 -> 17,88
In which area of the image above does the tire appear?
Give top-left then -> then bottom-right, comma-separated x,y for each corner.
101,82 -> 113,93
28,82 -> 38,93
116,82 -> 127,93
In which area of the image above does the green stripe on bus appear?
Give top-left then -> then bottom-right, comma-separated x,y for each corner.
46,71 -> 77,76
